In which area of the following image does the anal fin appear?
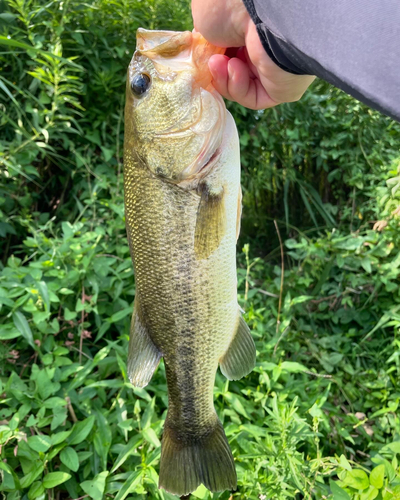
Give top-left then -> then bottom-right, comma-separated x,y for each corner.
194,183 -> 226,260
220,313 -> 256,380
127,297 -> 161,388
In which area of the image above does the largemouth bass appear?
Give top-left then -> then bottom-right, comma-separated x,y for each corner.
124,28 -> 256,496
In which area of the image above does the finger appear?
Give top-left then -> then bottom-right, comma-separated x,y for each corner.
209,54 -> 280,110
226,57 -> 279,110
208,54 -> 234,101
237,46 -> 260,80
209,54 -> 278,109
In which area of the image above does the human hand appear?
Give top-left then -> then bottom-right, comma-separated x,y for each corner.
192,0 -> 315,110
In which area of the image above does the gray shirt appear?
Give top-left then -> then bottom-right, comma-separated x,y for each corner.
243,0 -> 400,121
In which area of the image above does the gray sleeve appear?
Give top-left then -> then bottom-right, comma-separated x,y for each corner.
242,0 -> 400,122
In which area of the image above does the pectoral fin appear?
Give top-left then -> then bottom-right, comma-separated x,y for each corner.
194,183 -> 226,260
220,313 -> 256,380
127,297 -> 161,388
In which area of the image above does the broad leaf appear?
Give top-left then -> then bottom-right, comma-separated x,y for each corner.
80,471 -> 109,500
43,472 -> 71,489
67,416 -> 95,445
60,447 -> 79,472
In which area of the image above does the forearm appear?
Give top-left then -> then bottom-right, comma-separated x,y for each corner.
243,0 -> 400,121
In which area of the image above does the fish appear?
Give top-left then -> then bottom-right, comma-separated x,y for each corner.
123,28 -> 256,496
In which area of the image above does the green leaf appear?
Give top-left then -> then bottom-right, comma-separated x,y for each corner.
142,427 -> 161,448
114,471 -> 143,500
37,281 -> 50,311
299,184 -> 318,227
28,481 -> 45,500
80,471 -> 109,500
27,434 -> 52,452
50,430 -> 72,445
64,307 -> 77,320
111,435 -> 143,473
50,406 -> 67,431
383,461 -> 396,483
43,472 -> 71,489
117,419 -> 133,431
109,307 -> 132,323
192,484 -> 210,499
13,311 -> 35,348
361,257 -> 372,273
0,35 -> 36,50
60,447 -> 79,472
223,393 -> 250,418
291,295 -> 313,305
330,480 -> 351,500
0,13 -> 17,22
20,463 -> 44,489
101,146 -> 114,162
384,441 -> 400,454
0,461 -> 14,476
95,322 -> 111,342
280,361 -> 308,373
0,325 -> 21,340
335,236 -> 365,250
343,469 -> 370,490
370,464 -> 385,489
36,369 -> 59,400
360,485 -> 379,500
141,398 -> 155,430
43,397 -> 67,408
0,461 -> 21,489
93,410 -> 112,471
339,455 -> 352,472
67,416 -> 95,445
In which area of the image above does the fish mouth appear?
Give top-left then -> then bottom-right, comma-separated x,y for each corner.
135,28 -> 224,86
136,29 -> 192,57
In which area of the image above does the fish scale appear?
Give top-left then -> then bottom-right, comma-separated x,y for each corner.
124,28 -> 256,496
125,156 -> 236,426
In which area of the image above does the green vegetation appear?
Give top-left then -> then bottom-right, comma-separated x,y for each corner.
1,0 -> 400,498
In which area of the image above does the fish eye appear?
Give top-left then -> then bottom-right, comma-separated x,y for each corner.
130,73 -> 151,98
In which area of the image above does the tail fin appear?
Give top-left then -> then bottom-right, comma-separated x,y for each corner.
158,418 -> 237,496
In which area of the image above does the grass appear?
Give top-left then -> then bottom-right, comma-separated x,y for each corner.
1,0 -> 400,498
